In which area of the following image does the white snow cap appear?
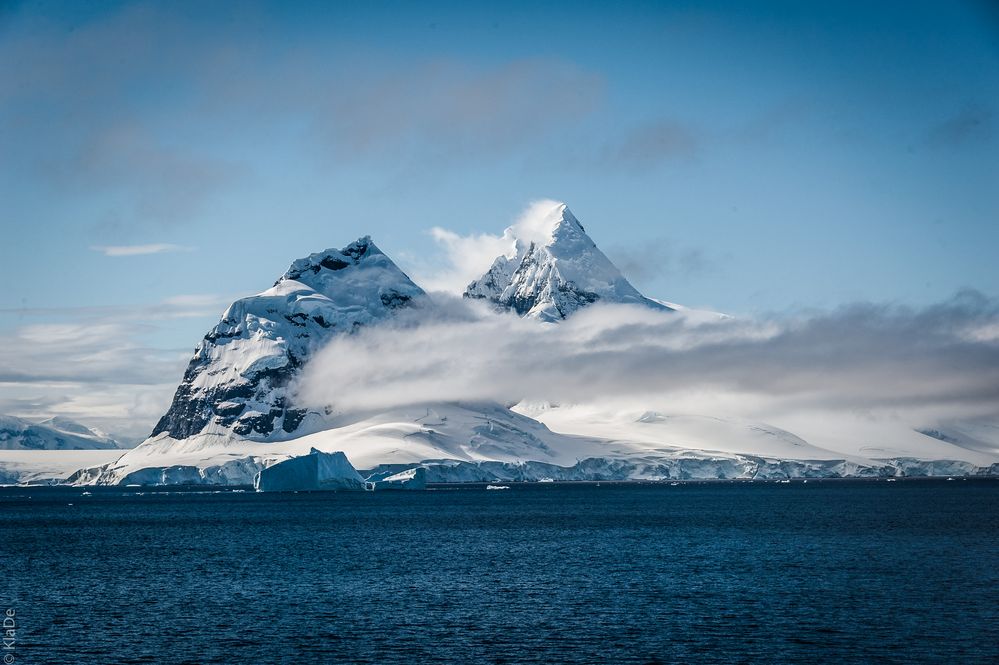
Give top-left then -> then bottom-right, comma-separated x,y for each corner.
507,199 -> 577,250
465,199 -> 672,321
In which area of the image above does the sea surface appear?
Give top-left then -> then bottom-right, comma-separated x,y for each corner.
2,479 -> 998,664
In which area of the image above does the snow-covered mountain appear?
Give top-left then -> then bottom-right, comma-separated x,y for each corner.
4,207 -> 991,487
465,202 -> 672,321
151,237 -> 425,441
0,415 -> 120,450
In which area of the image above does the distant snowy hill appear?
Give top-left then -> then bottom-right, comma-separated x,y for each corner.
465,203 -> 672,321
151,237 -> 425,441
0,415 -> 120,450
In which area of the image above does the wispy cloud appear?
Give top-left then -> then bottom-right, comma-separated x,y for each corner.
0,293 -> 227,321
605,237 -> 713,285
601,120 -> 700,170
90,243 -> 192,257
403,200 -> 569,294
160,294 -> 223,307
411,227 -> 516,293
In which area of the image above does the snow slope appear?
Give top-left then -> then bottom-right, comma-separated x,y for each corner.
465,203 -> 672,321
82,400 -> 999,486
90,402 -> 593,485
514,403 -> 999,468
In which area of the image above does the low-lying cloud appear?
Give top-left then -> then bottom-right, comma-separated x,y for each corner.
296,291 -> 999,424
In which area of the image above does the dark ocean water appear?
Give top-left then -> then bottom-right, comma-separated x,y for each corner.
2,479 -> 998,665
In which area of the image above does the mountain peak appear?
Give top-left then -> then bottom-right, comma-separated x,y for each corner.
465,203 -> 672,321
508,201 -> 585,251
551,202 -> 581,231
152,237 -> 425,441
278,236 -> 381,286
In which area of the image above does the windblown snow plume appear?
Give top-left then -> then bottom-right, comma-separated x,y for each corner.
416,199 -> 607,295
296,290 -> 999,424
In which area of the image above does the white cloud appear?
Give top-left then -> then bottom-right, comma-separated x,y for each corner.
296,292 -> 999,425
507,199 -> 566,246
410,227 -> 515,293
91,243 -> 192,256
405,199 -> 567,294
161,294 -> 221,307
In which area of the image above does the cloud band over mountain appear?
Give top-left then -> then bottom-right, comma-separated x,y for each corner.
297,291 -> 999,425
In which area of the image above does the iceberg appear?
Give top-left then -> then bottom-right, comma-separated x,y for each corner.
254,449 -> 365,492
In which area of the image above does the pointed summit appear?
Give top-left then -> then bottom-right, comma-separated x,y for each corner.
465,202 -> 672,321
152,237 -> 424,441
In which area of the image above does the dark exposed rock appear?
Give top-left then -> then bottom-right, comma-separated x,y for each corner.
282,408 -> 308,432
320,256 -> 350,271
379,290 -> 413,309
233,407 -> 285,436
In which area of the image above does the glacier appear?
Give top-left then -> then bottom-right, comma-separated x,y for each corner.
65,400 -> 999,487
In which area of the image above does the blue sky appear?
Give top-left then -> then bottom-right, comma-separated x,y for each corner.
1,0 -> 997,437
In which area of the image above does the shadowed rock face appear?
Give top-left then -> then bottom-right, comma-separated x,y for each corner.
151,237 -> 425,441
464,203 -> 672,321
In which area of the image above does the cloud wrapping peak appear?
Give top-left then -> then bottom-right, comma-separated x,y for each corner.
407,199 -> 568,294
417,227 -> 516,293
508,199 -> 568,247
